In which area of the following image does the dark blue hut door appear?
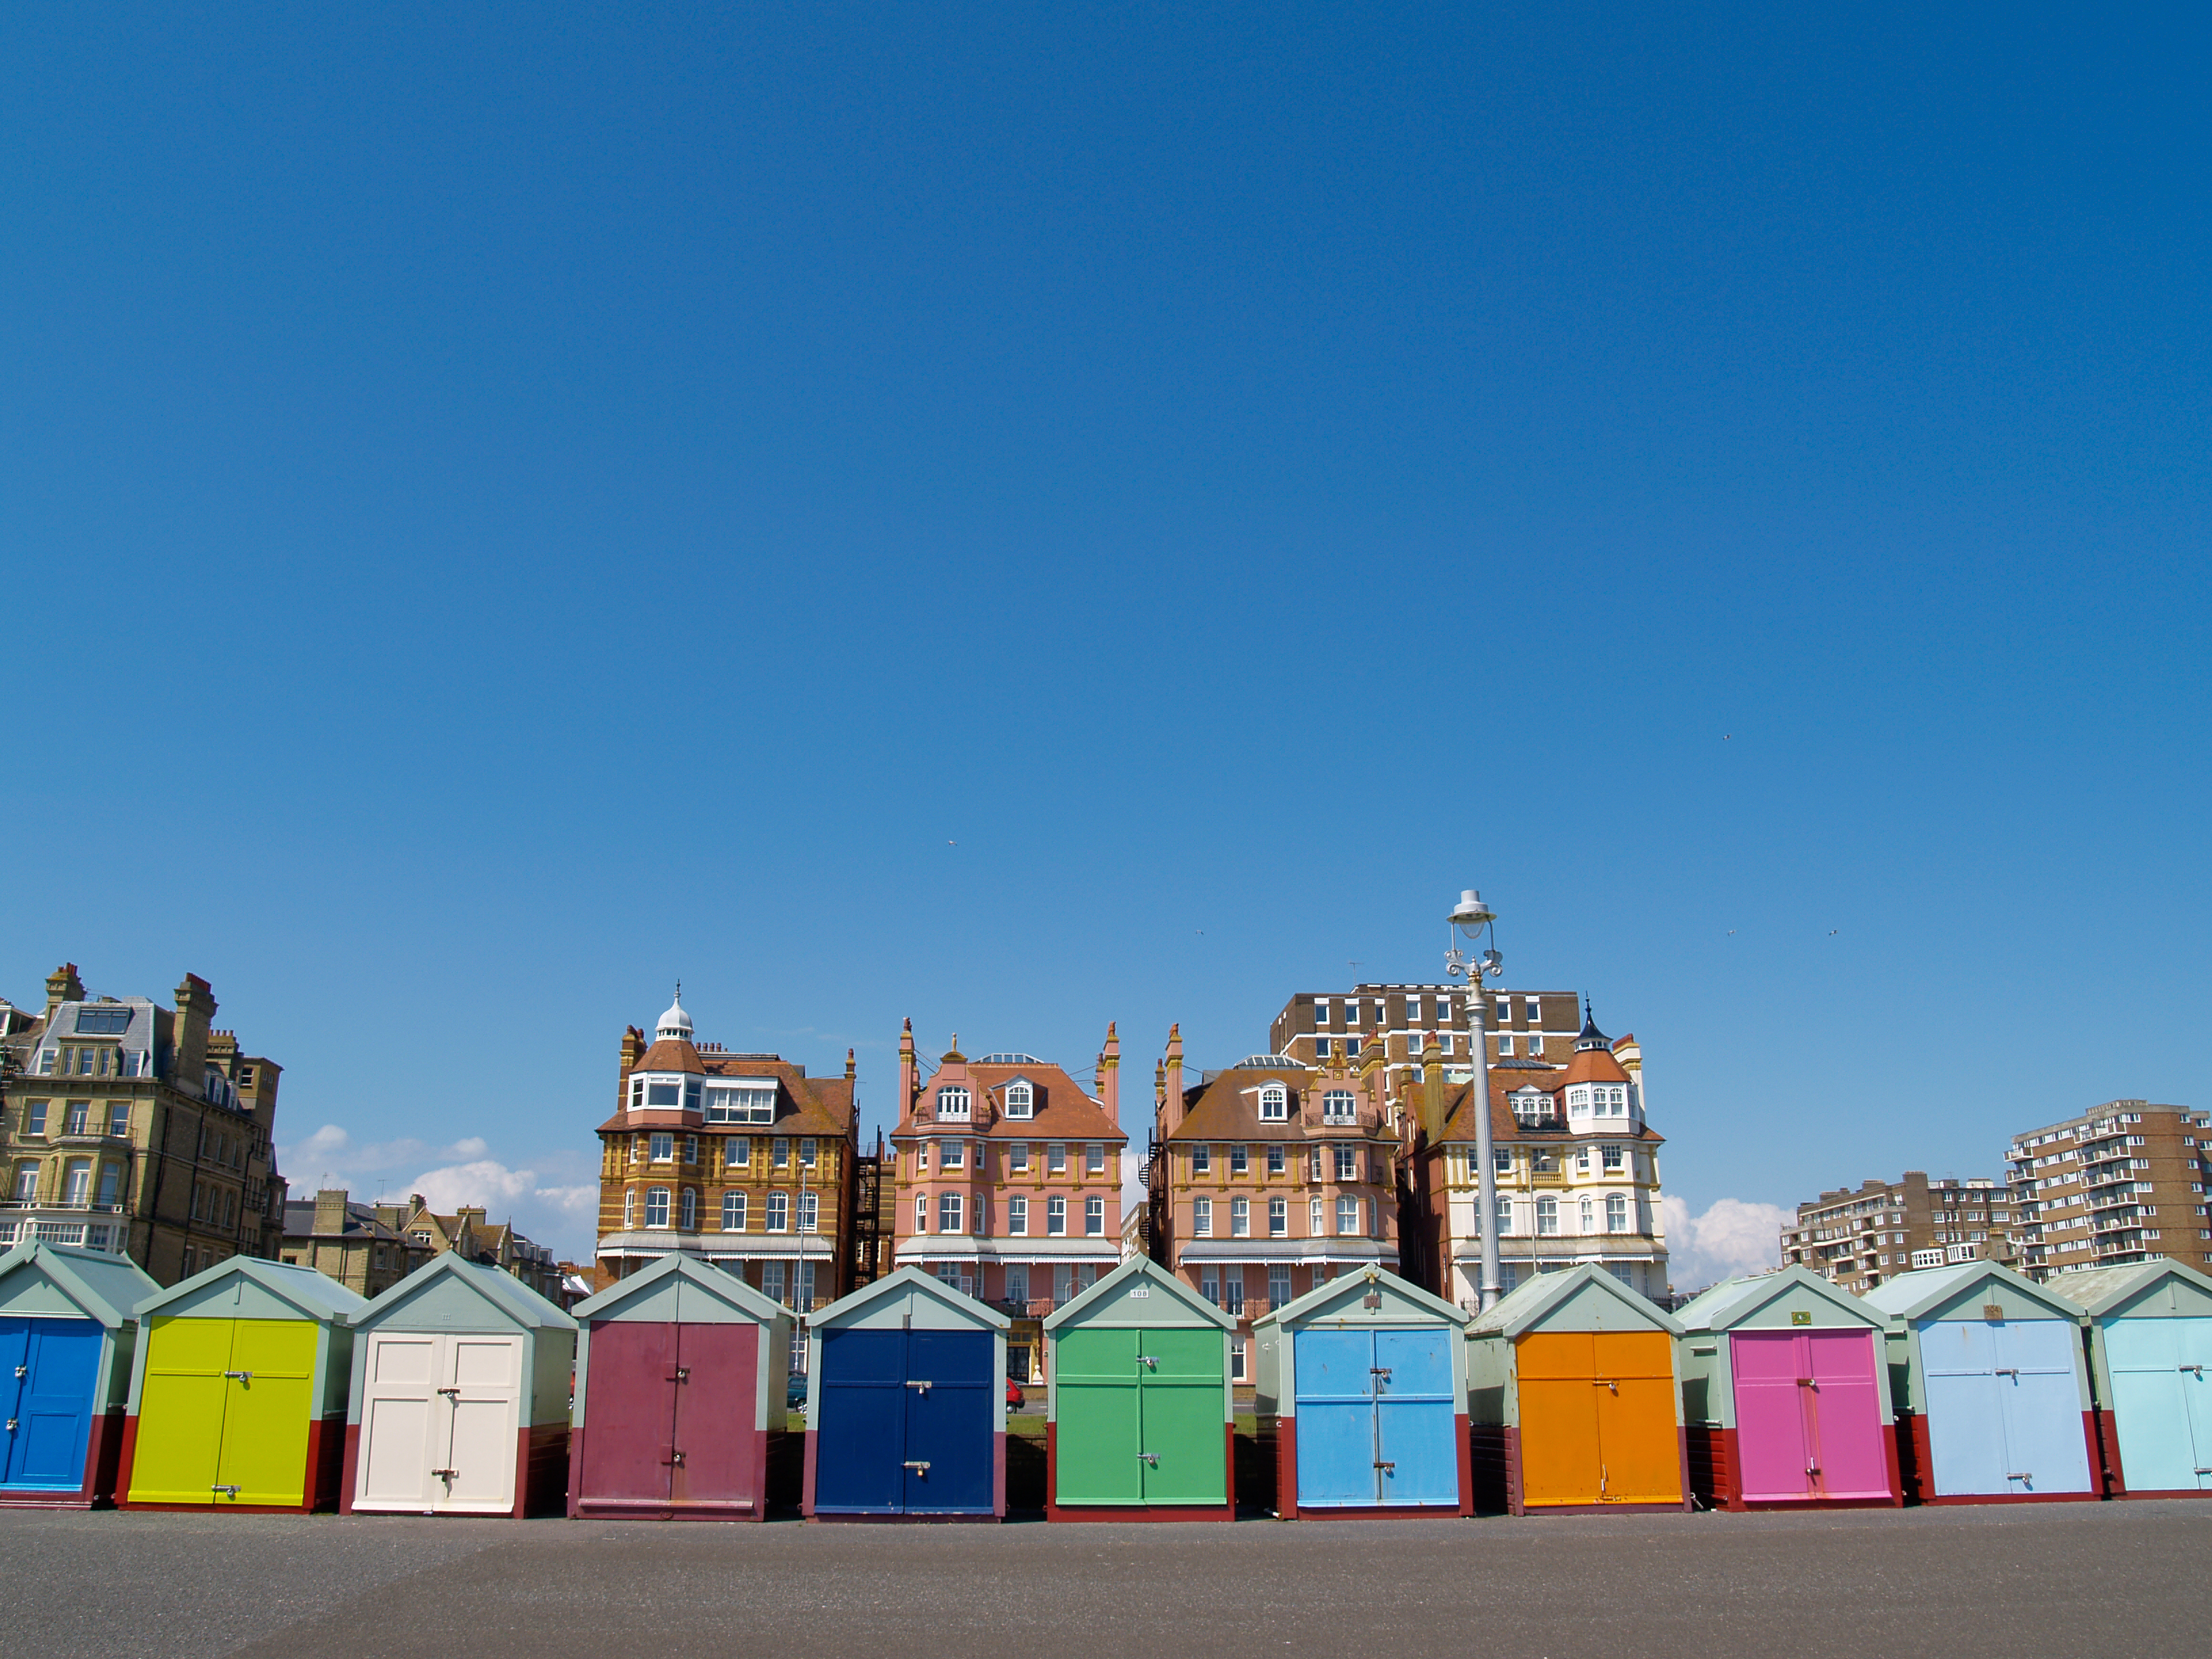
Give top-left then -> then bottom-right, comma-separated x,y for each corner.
0,1315 -> 102,1491
815,1326 -> 994,1515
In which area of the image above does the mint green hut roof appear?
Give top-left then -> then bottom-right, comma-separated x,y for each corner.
1469,1263 -> 1685,1340
0,1241 -> 160,1329
1671,1265 -> 1895,1435
125,1256 -> 369,1420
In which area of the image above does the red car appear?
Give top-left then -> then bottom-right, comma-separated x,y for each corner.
1006,1378 -> 1027,1409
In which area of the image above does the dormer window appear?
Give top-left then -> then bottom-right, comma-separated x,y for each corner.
1322,1090 -> 1356,1124
1511,1090 -> 1551,1125
1003,1082 -> 1033,1119
1258,1084 -> 1288,1122
937,1087 -> 971,1121
705,1084 -> 777,1124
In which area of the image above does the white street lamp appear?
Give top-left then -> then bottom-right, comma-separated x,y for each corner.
1446,889 -> 1507,1312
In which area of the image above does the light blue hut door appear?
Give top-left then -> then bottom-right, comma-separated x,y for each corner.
1293,1330 -> 1376,1506
1919,1319 -> 2008,1496
1372,1328 -> 1456,1507
2104,1317 -> 2212,1492
1989,1320 -> 2092,1496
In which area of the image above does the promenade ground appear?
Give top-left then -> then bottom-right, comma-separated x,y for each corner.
4,1499 -> 2203,1659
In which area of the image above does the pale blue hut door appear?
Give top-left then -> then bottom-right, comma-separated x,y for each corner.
1989,1321 -> 2091,1496
1920,1320 -> 2008,1496
2104,1317 -> 2212,1492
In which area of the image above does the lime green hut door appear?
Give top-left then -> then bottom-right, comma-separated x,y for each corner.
1044,1258 -> 1236,1519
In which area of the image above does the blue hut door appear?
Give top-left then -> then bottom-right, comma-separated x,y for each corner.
1990,1321 -> 2091,1496
816,1326 -> 994,1515
1295,1328 -> 1455,1507
902,1328 -> 994,1513
0,1316 -> 101,1492
1920,1319 -> 2009,1496
2103,1317 -> 2212,1492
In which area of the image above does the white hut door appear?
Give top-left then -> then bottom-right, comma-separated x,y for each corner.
434,1335 -> 524,1513
357,1334 -> 441,1510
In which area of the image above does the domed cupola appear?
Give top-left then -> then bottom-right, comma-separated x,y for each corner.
656,983 -> 695,1043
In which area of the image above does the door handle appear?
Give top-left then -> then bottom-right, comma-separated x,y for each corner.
1593,1379 -> 1618,1393
224,1371 -> 253,1382
2182,1365 -> 2204,1376
212,1484 -> 241,1496
1138,1356 -> 1158,1368
903,1460 -> 931,1473
1994,1368 -> 2020,1378
1797,1377 -> 1818,1389
12,1364 -> 23,1379
437,1387 -> 461,1397
5,1419 -> 14,1432
2007,1472 -> 2032,1481
1370,1366 -> 1392,1378
1373,1461 -> 1395,1473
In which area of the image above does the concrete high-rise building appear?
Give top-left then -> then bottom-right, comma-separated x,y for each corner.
0,964 -> 287,1284
2007,1100 -> 2211,1281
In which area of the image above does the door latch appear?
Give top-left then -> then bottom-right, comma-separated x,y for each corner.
1138,1356 -> 1158,1368
1373,1460 -> 1395,1473
224,1370 -> 253,1382
212,1484 -> 241,1496
903,1460 -> 931,1473
1994,1368 -> 2020,1378
662,1450 -> 685,1467
437,1387 -> 461,1398
905,1380 -> 933,1394
670,1366 -> 690,1382
12,1364 -> 23,1379
1139,1453 -> 1158,1467
1370,1366 -> 1393,1378
5,1419 -> 14,1433
432,1469 -> 458,1481
2007,1472 -> 2032,1482
1797,1377 -> 1818,1389
2182,1364 -> 2204,1376
1593,1378 -> 1618,1393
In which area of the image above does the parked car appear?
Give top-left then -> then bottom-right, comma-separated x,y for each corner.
787,1374 -> 808,1409
1006,1378 -> 1026,1409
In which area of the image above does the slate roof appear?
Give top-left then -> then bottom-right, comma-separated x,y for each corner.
1417,1072 -> 1664,1148
600,1052 -> 857,1139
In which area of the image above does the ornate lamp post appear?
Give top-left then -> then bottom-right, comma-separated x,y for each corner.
1446,890 -> 1507,1311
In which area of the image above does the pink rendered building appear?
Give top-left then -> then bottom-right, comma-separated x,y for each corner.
890,1021 -> 1128,1384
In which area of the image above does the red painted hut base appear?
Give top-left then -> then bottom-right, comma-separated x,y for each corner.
0,1408 -> 126,1511
1901,1412 -> 2106,1506
1267,1414 -> 1475,1520
1685,1423 -> 1904,1511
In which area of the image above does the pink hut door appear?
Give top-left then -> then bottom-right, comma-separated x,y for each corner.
1730,1332 -> 1814,1502
1800,1330 -> 1889,1500
669,1323 -> 760,1510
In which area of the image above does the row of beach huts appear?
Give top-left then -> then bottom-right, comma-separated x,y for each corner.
1,1238 -> 2207,1519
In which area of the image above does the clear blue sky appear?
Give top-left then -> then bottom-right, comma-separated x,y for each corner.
3,5 -> 2205,1272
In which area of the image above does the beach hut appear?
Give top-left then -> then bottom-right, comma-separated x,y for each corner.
1041,1255 -> 1237,1520
0,1242 -> 161,1508
2051,1258 -> 2212,1498
119,1257 -> 367,1512
1251,1264 -> 1472,1518
342,1253 -> 577,1517
1862,1262 -> 2096,1504
568,1254 -> 794,1521
1675,1265 -> 1902,1510
803,1265 -> 1009,1519
1466,1264 -> 1689,1515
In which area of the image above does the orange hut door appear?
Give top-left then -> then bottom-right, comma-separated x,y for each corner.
1591,1331 -> 1681,1504
1515,1332 -> 1603,1505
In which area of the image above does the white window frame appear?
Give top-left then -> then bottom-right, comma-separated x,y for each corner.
1322,1090 -> 1356,1125
1193,1197 -> 1213,1237
1048,1143 -> 1068,1174
766,1191 -> 790,1232
645,1187 -> 672,1229
649,1132 -> 674,1163
937,1086 -> 972,1121
703,1083 -> 777,1124
1008,1195 -> 1029,1235
1269,1195 -> 1287,1236
723,1191 -> 747,1231
680,1188 -> 698,1229
1229,1144 -> 1249,1175
1009,1143 -> 1030,1172
1086,1143 -> 1105,1175
799,1191 -> 820,1233
1004,1081 -> 1033,1119
938,1192 -> 963,1233
1230,1196 -> 1250,1237
1085,1195 -> 1104,1235
1258,1084 -> 1288,1122
1336,1195 -> 1359,1236
1046,1195 -> 1067,1236
1267,1143 -> 1286,1175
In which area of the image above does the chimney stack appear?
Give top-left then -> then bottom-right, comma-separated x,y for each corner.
1159,1025 -> 1185,1137
45,963 -> 83,1017
899,1018 -> 918,1122
173,974 -> 216,1091
1420,1033 -> 1448,1147
314,1188 -> 350,1236
1097,1021 -> 1120,1127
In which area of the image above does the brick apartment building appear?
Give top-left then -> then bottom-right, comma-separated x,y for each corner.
1267,984 -> 1583,1086
1780,1172 -> 2021,1294
2007,1099 -> 2212,1281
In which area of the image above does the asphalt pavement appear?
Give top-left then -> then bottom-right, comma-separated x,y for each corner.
3,1500 -> 2205,1659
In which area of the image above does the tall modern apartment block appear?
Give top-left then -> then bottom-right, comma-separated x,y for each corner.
2007,1100 -> 2211,1281
0,964 -> 287,1283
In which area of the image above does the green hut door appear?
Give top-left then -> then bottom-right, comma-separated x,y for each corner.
1056,1327 -> 1225,1507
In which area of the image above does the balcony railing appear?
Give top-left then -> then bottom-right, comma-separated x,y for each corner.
0,1211 -> 127,1252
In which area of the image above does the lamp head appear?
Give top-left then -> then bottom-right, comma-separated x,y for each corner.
1448,888 -> 1496,935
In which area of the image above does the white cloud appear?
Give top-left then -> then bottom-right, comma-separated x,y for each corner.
273,1123 -> 598,1261
1663,1195 -> 1793,1294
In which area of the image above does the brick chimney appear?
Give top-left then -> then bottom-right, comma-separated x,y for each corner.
314,1188 -> 350,1236
1158,1025 -> 1185,1137
1097,1021 -> 1120,1128
45,964 -> 83,1017
899,1018 -> 918,1122
173,975 -> 216,1090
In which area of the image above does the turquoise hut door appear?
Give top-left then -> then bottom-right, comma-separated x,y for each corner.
2104,1317 -> 2212,1492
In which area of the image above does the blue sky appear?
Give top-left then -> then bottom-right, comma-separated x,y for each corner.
3,5 -> 2205,1278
